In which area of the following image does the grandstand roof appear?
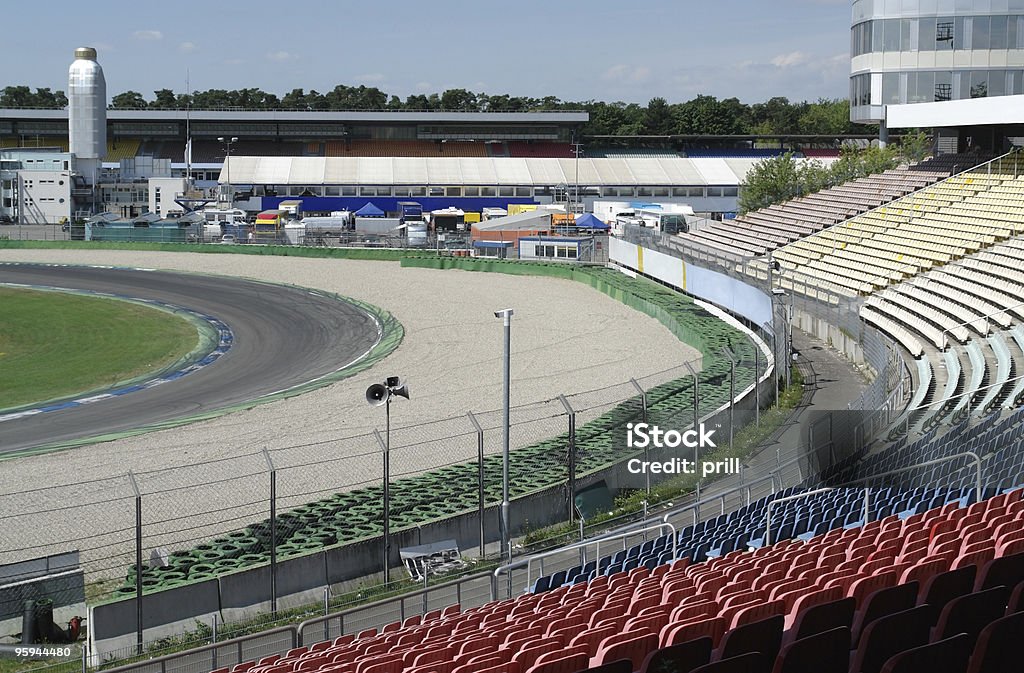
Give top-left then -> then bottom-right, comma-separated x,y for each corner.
886,94 -> 1024,129
0,108 -> 589,124
222,156 -> 772,186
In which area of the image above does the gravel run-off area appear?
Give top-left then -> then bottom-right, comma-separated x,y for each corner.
0,249 -> 698,574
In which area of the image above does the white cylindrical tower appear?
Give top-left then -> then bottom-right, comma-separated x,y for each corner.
68,47 -> 107,180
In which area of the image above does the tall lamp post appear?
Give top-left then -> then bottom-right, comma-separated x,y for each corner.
494,308 -> 514,571
768,255 -> 793,391
217,136 -> 238,205
365,376 -> 410,584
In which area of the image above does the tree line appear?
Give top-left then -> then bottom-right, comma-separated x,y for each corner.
1,84 -> 873,137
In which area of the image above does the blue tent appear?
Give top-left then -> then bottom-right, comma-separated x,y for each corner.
354,202 -> 385,217
575,213 -> 609,230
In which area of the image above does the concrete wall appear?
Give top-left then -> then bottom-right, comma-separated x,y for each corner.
609,237 -> 773,327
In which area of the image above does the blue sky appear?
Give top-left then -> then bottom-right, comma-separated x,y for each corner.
5,0 -> 852,104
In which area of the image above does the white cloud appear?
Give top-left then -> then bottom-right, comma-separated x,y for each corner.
266,50 -> 296,62
179,41 -> 198,53
770,51 -> 810,68
133,30 -> 163,41
602,64 -> 652,83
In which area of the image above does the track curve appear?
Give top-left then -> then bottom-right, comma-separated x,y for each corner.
0,264 -> 383,455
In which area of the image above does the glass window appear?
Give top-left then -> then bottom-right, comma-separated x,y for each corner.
919,16 -> 937,50
883,18 -> 901,51
637,187 -> 653,197
444,186 -> 461,197
935,70 -> 953,100
325,186 -> 340,196
1012,70 -> 1024,95
917,71 -> 935,101
971,71 -> 989,97
883,72 -> 901,103
873,21 -> 884,52
463,186 -> 479,197
341,186 -> 356,196
409,187 -> 426,197
991,15 -> 1009,49
973,16 -> 991,50
499,187 -> 514,197
515,187 -> 532,197
989,70 -> 1007,96
481,187 -> 496,197
722,187 -> 739,197
901,19 -> 913,50
653,187 -> 670,197
1013,0 -> 1024,10
954,16 -> 968,49
429,187 -> 444,196
672,187 -> 689,197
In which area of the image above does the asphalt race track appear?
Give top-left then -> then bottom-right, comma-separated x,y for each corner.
0,264 -> 381,455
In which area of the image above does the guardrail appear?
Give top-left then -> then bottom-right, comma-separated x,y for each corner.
491,523 -> 676,599
296,572 -> 493,646
97,626 -> 297,673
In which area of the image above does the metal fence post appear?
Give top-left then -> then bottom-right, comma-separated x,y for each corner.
374,429 -> 390,584
630,378 -> 649,494
558,395 -> 577,522
467,411 -> 486,556
127,471 -> 143,656
262,449 -> 278,614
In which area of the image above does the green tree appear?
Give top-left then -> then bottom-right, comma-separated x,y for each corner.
896,131 -> 932,163
798,98 -> 853,135
643,97 -> 673,135
439,88 -> 479,111
738,153 -> 804,213
110,91 -> 147,109
0,85 -> 34,107
150,88 -> 178,109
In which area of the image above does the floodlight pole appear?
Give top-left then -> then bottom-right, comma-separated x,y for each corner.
495,308 -> 514,571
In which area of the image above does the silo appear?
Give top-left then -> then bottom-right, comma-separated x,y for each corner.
68,47 -> 107,181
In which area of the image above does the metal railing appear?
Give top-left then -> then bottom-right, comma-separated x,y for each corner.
295,572 -> 494,646
763,487 -> 867,546
491,523 -> 676,599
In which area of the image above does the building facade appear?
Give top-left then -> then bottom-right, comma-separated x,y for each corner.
851,0 -> 1024,123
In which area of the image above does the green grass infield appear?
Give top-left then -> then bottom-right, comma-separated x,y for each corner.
0,287 -> 199,409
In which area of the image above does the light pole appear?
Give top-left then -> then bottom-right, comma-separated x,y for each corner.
217,136 -> 238,206
684,361 -> 701,501
494,308 -> 514,571
768,255 -> 793,391
722,347 -> 737,448
365,376 -> 410,584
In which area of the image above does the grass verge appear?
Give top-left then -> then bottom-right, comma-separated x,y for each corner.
0,288 -> 198,409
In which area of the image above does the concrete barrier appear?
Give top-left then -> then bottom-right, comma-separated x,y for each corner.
90,579 -> 220,665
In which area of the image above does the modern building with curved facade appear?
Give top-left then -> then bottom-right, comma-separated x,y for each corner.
850,0 -> 1024,126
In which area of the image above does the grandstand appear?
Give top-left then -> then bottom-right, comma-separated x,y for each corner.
677,153 -> 973,260
185,479 -> 1023,673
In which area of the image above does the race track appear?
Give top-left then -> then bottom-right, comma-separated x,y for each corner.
0,264 -> 381,455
